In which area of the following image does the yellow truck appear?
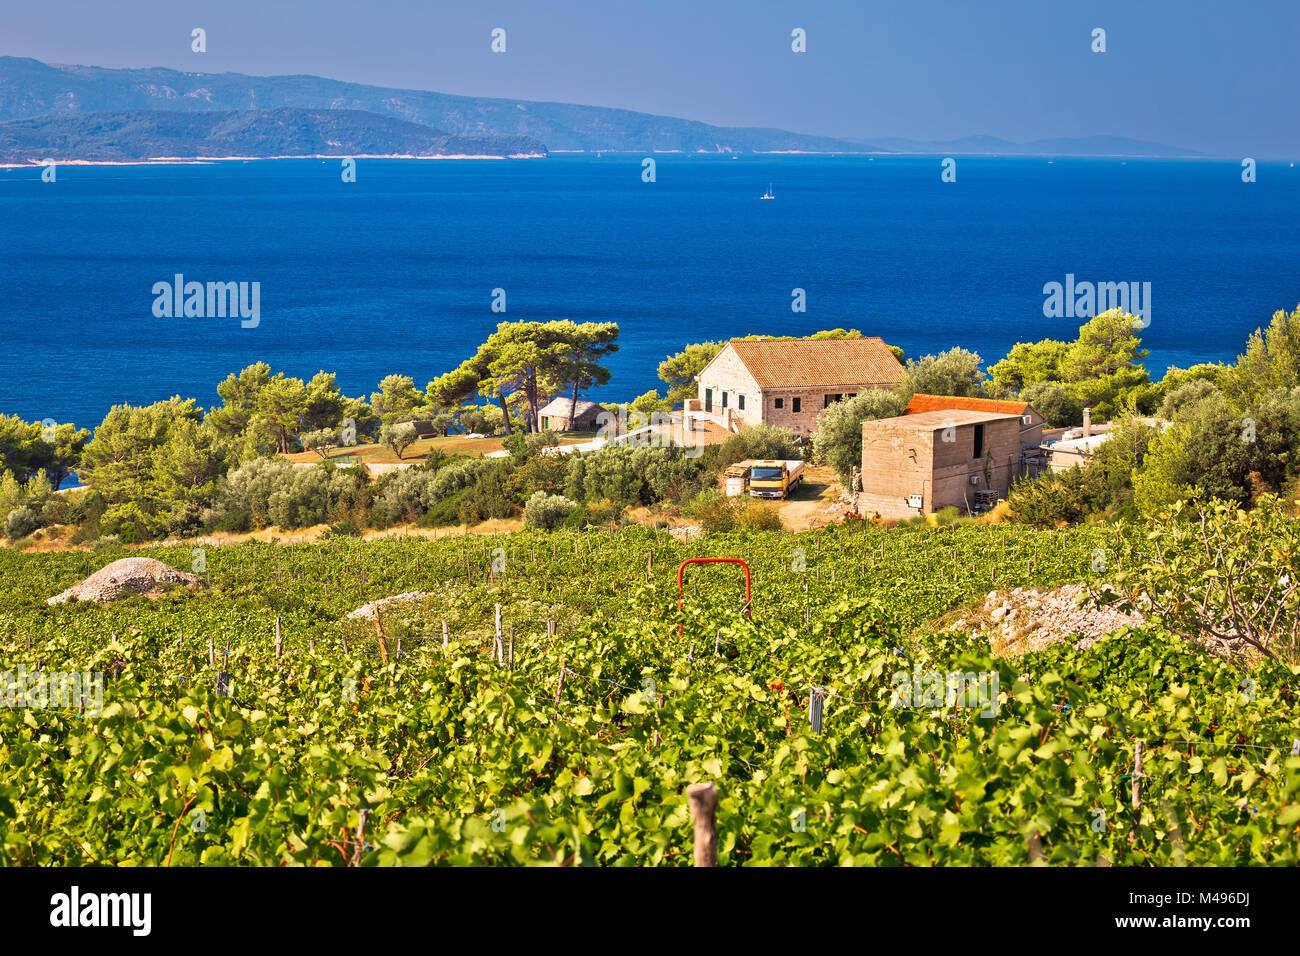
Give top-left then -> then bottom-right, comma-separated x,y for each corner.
744,459 -> 805,499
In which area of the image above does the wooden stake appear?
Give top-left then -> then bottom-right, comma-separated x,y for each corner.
351,809 -> 369,867
1132,740 -> 1144,809
548,619 -> 556,640
208,633 -> 216,668
494,603 -> 504,665
370,599 -> 389,665
553,656 -> 567,706
442,619 -> 449,649
686,783 -> 718,867
274,616 -> 283,659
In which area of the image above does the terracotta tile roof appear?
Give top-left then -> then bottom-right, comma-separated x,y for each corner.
874,409 -> 1021,430
720,338 -> 904,389
905,393 -> 1033,417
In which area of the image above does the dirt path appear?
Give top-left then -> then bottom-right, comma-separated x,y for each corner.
777,465 -> 846,531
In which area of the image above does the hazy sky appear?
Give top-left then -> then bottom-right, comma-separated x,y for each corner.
4,0 -> 1295,155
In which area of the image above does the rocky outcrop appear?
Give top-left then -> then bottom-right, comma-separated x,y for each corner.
47,557 -> 202,605
345,592 -> 432,621
965,584 -> 1146,656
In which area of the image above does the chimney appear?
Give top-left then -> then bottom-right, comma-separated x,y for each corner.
1082,407 -> 1092,439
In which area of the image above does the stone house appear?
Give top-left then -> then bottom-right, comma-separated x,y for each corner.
858,410 -> 1023,519
685,338 -> 904,437
538,397 -> 603,432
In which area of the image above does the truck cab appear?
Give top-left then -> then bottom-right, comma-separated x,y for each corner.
746,459 -> 804,499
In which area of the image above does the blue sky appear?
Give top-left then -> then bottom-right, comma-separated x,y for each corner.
4,0 -> 1295,155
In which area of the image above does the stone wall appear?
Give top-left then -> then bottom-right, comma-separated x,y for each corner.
760,387 -> 856,436
696,347 -> 761,427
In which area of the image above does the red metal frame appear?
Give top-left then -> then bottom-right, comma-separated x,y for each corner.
677,558 -> 751,637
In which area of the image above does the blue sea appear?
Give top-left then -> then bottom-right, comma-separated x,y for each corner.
1,155 -> 1297,429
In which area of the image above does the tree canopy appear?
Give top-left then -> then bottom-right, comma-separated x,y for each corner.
430,321 -> 620,433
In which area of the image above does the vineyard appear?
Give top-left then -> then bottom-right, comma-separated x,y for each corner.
1,522 -> 1298,865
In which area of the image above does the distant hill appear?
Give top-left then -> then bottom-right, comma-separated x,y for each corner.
864,133 -> 1204,158
0,57 -> 876,154
0,57 -> 1201,158
0,108 -> 545,163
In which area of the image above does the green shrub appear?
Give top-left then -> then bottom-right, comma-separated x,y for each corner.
686,489 -> 737,533
735,500 -> 782,531
3,506 -> 39,540
456,465 -> 515,525
933,506 -> 961,525
324,519 -> 364,538
373,468 -> 439,525
418,493 -> 465,527
1019,381 -> 1083,428
812,390 -> 906,483
523,491 -> 578,530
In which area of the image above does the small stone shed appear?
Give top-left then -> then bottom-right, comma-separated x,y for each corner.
538,397 -> 603,432
858,409 -> 1023,519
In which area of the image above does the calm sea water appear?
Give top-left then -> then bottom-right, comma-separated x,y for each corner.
1,155 -> 1297,429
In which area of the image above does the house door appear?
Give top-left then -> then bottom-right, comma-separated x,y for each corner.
704,388 -> 713,413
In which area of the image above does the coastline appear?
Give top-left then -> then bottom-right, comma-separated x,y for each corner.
0,152 -> 549,169
1,151 -> 1253,169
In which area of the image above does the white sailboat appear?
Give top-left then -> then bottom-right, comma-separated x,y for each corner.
760,183 -> 775,199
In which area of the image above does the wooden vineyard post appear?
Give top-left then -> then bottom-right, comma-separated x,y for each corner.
208,634 -> 216,668
1132,740 -> 1144,809
351,809 -> 369,867
686,783 -> 718,867
554,656 -> 567,706
370,599 -> 390,665
548,619 -> 556,640
274,616 -> 283,659
494,604 -> 504,666
442,620 -> 449,649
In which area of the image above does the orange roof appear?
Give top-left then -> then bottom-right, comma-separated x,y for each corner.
905,393 -> 1034,417
718,338 -> 904,389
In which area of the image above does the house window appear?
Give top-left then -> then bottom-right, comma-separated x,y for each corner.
704,388 -> 712,412
738,394 -> 745,410
823,393 -> 844,409
722,392 -> 728,408
774,398 -> 784,409
792,397 -> 802,413
973,423 -> 985,460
